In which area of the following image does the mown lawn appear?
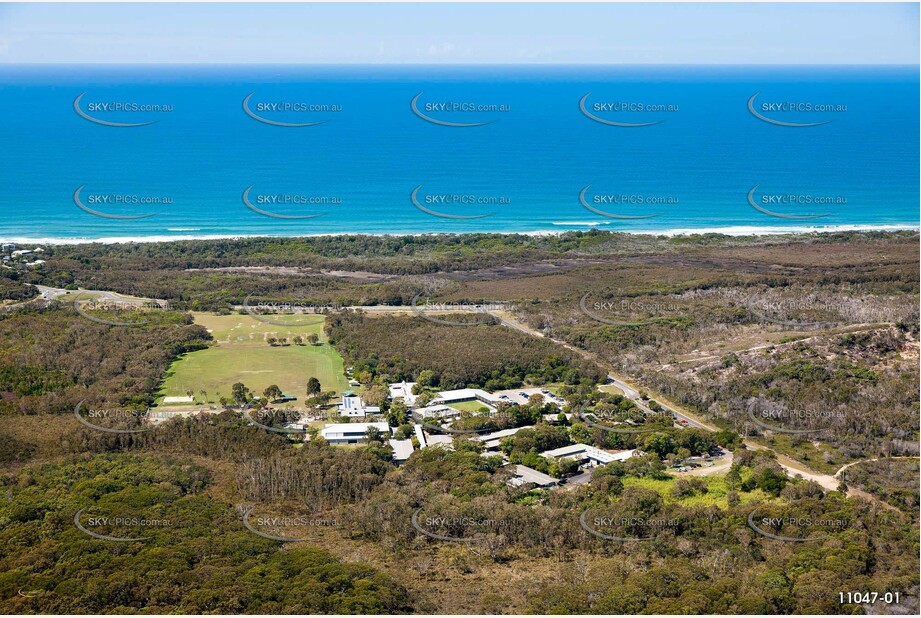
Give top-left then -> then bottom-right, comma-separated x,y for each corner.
158,312 -> 348,403
448,400 -> 495,414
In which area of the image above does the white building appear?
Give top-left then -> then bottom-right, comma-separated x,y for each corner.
320,422 -> 390,445
424,434 -> 454,449
388,381 -> 418,407
414,404 -> 460,420
413,423 -> 428,447
477,426 -> 532,450
540,444 -> 636,467
432,388 -> 501,407
389,438 -> 415,462
337,393 -> 380,418
509,464 -> 559,488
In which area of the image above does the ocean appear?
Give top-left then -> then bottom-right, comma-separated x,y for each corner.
0,64 -> 917,243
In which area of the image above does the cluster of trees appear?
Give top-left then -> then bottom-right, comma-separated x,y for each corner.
0,270 -> 37,302
3,389 -> 917,614
511,234 -> 919,470
658,327 -> 918,466
237,442 -> 394,506
267,333 -> 319,347
336,442 -> 917,614
325,312 -> 605,390
0,306 -> 211,416
0,453 -> 412,614
842,457 -> 920,512
446,397 -> 556,435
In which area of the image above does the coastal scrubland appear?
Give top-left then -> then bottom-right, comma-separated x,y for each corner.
0,230 -> 917,613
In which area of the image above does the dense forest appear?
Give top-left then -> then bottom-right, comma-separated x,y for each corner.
1,414 -> 916,614
0,454 -> 412,614
0,306 -> 210,416
325,312 -> 606,390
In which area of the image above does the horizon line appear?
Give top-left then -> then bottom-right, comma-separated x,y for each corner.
3,62 -> 919,67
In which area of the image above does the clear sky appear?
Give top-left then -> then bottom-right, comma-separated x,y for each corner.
0,2 -> 917,64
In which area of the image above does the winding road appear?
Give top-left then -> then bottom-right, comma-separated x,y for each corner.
486,310 -> 875,497
11,287 -> 905,501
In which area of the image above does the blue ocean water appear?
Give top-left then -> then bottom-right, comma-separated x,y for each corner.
0,65 -> 917,242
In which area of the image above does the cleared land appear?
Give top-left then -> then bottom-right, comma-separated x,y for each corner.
158,312 -> 348,403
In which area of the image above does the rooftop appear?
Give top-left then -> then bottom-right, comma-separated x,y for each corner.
389,438 -> 415,461
321,421 -> 390,435
541,444 -> 635,464
511,464 -> 559,487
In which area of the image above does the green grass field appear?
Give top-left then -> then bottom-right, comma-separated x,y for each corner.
158,312 -> 349,403
448,400 -> 495,414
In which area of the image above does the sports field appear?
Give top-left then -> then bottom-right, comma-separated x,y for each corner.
158,312 -> 349,403
448,400 -> 494,414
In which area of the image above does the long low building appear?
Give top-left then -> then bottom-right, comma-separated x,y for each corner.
320,422 -> 390,445
541,444 -> 636,467
431,388 -> 501,406
509,464 -> 559,488
476,426 -> 532,450
414,404 -> 461,419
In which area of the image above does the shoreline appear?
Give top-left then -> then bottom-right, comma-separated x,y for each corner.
3,223 -> 918,247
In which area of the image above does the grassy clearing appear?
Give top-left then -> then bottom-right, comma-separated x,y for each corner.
597,383 -> 624,396
750,434 -> 847,476
623,474 -> 770,508
448,400 -> 494,414
158,312 -> 348,403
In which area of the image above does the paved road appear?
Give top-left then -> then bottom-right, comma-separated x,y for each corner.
485,309 -> 863,497
491,310 -> 715,431
7,291 -> 889,500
